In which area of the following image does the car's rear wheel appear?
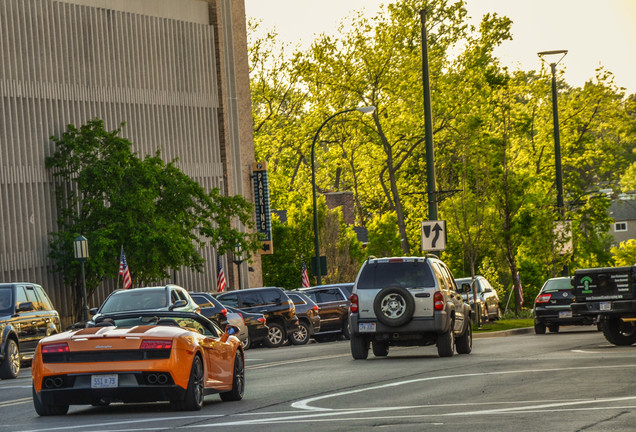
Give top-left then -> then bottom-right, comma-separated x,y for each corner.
437,325 -> 455,358
548,324 -> 560,333
456,321 -> 472,354
350,333 -> 369,360
290,322 -> 310,345
172,355 -> 204,411
242,333 -> 251,350
265,323 -> 285,347
220,350 -> 245,401
534,321 -> 546,334
602,318 -> 636,346
32,386 -> 69,416
0,339 -> 20,379
372,342 -> 389,357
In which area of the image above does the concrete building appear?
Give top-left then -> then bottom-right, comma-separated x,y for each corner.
0,0 -> 260,326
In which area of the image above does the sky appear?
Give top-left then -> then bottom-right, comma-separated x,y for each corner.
244,0 -> 636,95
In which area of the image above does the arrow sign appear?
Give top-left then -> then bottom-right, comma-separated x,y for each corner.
421,220 -> 446,251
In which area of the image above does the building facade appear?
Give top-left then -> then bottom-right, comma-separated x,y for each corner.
0,0 -> 260,326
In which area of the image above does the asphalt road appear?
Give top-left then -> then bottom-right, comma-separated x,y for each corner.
2,326 -> 635,431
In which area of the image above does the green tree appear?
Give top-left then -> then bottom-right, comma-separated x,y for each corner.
611,239 -> 636,266
46,119 -> 257,320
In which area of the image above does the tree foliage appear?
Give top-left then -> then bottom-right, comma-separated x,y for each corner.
46,119 -> 258,318
249,0 -> 636,301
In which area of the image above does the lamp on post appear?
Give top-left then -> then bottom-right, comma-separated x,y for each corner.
73,235 -> 89,322
311,105 -> 375,285
232,243 -> 245,290
538,49 -> 569,276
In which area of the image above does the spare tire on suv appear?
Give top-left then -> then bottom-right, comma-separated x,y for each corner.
349,256 -> 473,360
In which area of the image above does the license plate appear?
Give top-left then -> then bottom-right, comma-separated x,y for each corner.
359,322 -> 376,333
600,302 -> 611,311
558,311 -> 572,318
91,374 -> 118,388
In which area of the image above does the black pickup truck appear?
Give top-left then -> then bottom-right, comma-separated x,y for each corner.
571,265 -> 636,346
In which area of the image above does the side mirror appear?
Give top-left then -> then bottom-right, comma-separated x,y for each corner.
169,299 -> 187,310
461,283 -> 471,293
226,325 -> 240,336
16,301 -> 34,313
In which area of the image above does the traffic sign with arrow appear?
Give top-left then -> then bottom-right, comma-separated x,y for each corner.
421,220 -> 446,251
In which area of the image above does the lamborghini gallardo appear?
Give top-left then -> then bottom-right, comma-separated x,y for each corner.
31,311 -> 244,415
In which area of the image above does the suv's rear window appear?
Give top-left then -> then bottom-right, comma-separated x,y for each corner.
260,289 -> 283,305
357,262 -> 435,289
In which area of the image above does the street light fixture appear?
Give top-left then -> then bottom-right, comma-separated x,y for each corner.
311,105 -> 375,285
73,235 -> 89,322
233,243 -> 245,290
537,49 -> 568,217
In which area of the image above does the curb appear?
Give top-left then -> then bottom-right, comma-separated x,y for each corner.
473,327 -> 534,338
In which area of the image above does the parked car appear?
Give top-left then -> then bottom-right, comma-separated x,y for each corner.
214,287 -> 299,348
189,292 -> 249,348
287,291 -> 321,345
454,276 -> 501,322
299,283 -> 353,340
0,283 -> 61,379
32,311 -> 244,415
89,285 -> 200,326
533,276 -> 595,334
349,256 -> 472,359
225,306 -> 269,349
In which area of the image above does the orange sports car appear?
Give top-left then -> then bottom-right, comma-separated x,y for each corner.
31,311 -> 244,416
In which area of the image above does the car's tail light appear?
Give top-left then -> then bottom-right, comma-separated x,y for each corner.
536,293 -> 552,303
140,340 -> 172,350
221,308 -> 227,318
350,294 -> 359,313
257,317 -> 266,324
313,305 -> 319,311
41,343 -> 69,354
434,292 -> 444,311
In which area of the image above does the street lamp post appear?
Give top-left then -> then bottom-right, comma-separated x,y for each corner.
311,106 -> 375,285
538,49 -> 569,276
233,243 -> 245,290
538,49 -> 568,218
73,235 -> 90,322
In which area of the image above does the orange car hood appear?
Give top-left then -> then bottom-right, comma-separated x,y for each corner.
40,326 -> 188,351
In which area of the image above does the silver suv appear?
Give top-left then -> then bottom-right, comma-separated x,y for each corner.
349,256 -> 473,359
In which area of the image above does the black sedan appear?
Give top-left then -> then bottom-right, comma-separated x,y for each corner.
533,277 -> 595,334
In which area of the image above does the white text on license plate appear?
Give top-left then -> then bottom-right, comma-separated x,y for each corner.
558,311 -> 572,318
91,374 -> 118,388
359,322 -> 376,333
600,302 -> 611,311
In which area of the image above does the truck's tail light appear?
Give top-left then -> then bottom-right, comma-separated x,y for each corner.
41,343 -> 69,354
434,292 -> 444,311
350,294 -> 359,313
536,293 -> 552,304
140,340 -> 172,350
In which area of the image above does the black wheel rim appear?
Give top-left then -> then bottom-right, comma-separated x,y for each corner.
193,357 -> 204,406
235,352 -> 245,396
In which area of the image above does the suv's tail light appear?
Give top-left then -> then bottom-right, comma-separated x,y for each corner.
350,294 -> 359,313
434,292 -> 444,311
257,317 -> 266,324
41,343 -> 69,354
312,305 -> 319,311
535,293 -> 552,304
140,340 -> 172,350
221,308 -> 227,318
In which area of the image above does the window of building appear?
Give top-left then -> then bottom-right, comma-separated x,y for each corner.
614,222 -> 628,232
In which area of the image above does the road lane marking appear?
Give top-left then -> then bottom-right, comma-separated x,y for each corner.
292,363 -> 636,411
247,353 -> 350,370
21,414 -> 225,432
0,397 -> 31,407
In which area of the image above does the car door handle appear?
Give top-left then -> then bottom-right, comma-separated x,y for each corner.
415,293 -> 430,298
339,304 -> 347,307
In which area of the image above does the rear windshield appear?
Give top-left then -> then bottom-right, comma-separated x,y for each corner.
100,289 -> 167,313
357,262 -> 435,290
542,278 -> 572,293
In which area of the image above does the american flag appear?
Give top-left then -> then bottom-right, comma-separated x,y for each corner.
119,247 -> 132,289
301,259 -> 310,288
216,255 -> 227,292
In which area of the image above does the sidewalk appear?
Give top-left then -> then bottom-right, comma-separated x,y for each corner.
473,327 -> 534,338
